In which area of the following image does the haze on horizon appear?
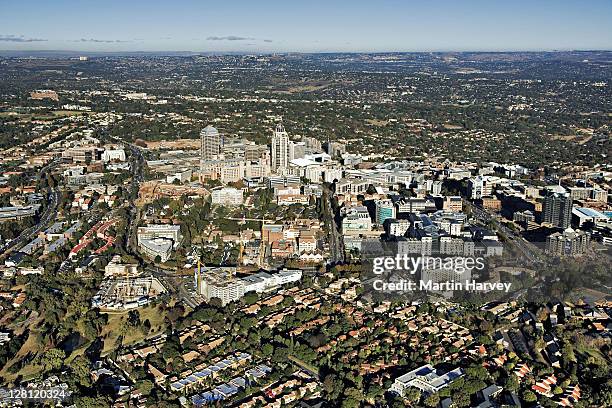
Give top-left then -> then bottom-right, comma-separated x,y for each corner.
1,0 -> 611,53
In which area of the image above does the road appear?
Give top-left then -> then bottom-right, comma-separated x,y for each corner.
124,144 -> 146,256
104,133 -> 146,257
145,265 -> 201,309
107,135 -> 203,308
322,185 -> 344,264
468,201 -> 545,266
0,160 -> 62,257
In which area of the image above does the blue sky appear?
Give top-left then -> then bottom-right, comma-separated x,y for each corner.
1,0 -> 610,52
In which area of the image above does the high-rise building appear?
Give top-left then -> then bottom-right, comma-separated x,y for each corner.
200,125 -> 221,161
543,193 -> 572,229
302,136 -> 322,153
375,199 -> 396,225
546,228 -> 590,256
467,176 -> 492,200
327,141 -> 346,158
289,141 -> 306,161
271,123 -> 290,171
245,144 -> 269,161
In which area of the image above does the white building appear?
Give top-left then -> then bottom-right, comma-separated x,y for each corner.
137,225 -> 182,247
390,365 -> 464,396
102,149 -> 126,162
289,141 -> 306,161
298,235 -> 318,253
137,224 -> 182,262
385,219 -> 411,237
139,238 -> 173,262
342,206 -> 372,236
467,176 -> 496,200
211,187 -> 244,206
273,269 -> 302,286
104,255 -> 138,276
375,199 -> 396,225
198,267 -> 302,305
201,125 -> 221,161
166,169 -> 192,184
421,259 -> 473,298
271,123 -> 290,172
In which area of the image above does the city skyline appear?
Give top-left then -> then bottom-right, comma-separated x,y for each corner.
1,0 -> 611,53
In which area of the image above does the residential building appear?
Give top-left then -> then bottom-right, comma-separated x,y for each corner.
211,187 -> 244,206
543,193 -> 573,229
271,123 -> 290,171
546,228 -> 590,257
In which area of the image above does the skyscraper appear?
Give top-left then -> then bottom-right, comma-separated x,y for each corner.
375,199 -> 396,225
543,193 -> 573,229
200,125 -> 221,161
271,123 -> 289,171
289,141 -> 306,161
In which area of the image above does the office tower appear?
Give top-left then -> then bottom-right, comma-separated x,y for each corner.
467,176 -> 491,200
303,136 -> 322,153
289,141 -> 306,161
271,123 -> 290,171
327,141 -> 346,158
200,125 -> 221,161
375,199 -> 396,225
245,144 -> 269,161
543,193 -> 573,229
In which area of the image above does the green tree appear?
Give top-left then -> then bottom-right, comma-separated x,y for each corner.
424,392 -> 440,407
68,355 -> 92,387
404,387 -> 421,404
522,390 -> 537,403
138,380 -> 154,395
41,348 -> 66,371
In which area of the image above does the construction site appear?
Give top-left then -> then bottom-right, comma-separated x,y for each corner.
91,274 -> 167,311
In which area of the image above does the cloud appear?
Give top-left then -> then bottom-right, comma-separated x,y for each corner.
206,35 -> 253,41
72,38 -> 131,43
206,35 -> 273,43
0,34 -> 47,42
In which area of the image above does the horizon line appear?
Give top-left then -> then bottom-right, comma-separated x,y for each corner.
1,48 -> 611,55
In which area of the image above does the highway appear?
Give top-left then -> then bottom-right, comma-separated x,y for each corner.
105,134 -> 146,257
0,160 -> 62,258
322,185 -> 345,264
107,135 -> 203,308
125,143 -> 146,257
467,201 -> 545,266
